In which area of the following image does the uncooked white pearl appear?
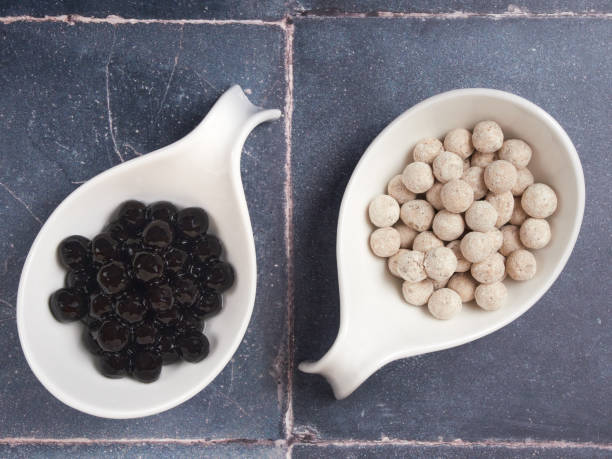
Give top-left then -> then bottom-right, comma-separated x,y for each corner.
484,160 -> 518,194
472,120 -> 504,154
520,218 -> 551,249
433,151 -> 464,183
521,183 -> 558,218
424,246 -> 458,281
402,279 -> 434,306
465,201 -> 498,232
448,272 -> 477,302
441,179 -> 474,213
428,288 -> 462,319
370,227 -> 401,257
475,282 -> 507,311
499,139 -> 532,169
413,138 -> 444,164
400,200 -> 435,232
387,174 -> 416,204
506,249 -> 537,281
369,194 -> 400,228
432,210 -> 465,241
443,128 -> 474,159
388,249 -> 427,282
402,161 -> 434,194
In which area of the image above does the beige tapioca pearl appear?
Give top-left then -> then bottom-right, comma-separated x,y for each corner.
471,252 -> 506,284
370,227 -> 401,257
412,138 -> 444,164
369,194 -> 400,227
425,182 -> 444,211
402,161 -> 434,194
510,197 -> 528,226
465,201 -> 498,232
446,240 -> 471,272
499,139 -> 532,169
499,225 -> 525,256
448,272 -> 477,302
471,151 -> 497,168
424,246 -> 458,281
432,277 -> 451,290
402,279 -> 434,306
388,249 -> 427,282
428,288 -> 462,319
506,249 -> 537,281
511,168 -> 534,197
443,128 -> 474,159
412,231 -> 444,254
400,200 -> 435,232
521,183 -> 558,218
487,229 -> 503,252
460,231 -> 494,263
475,281 -> 507,311
432,210 -> 465,241
520,218 -> 552,249
462,166 -> 488,200
433,151 -> 464,183
441,179 -> 474,213
484,160 -> 518,194
387,175 -> 416,204
395,222 -> 418,249
486,191 -> 514,227
472,120 -> 504,154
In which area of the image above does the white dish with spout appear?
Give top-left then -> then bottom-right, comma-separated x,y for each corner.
299,88 -> 584,399
17,86 -> 281,418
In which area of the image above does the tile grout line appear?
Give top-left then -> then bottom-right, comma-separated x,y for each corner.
281,16 -> 296,453
306,438 -> 612,451
0,437 -> 610,451
0,438 -> 282,447
0,11 -> 610,25
296,10 -> 612,19
0,14 -> 286,26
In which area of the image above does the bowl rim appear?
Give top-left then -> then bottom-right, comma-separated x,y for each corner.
336,87 -> 585,353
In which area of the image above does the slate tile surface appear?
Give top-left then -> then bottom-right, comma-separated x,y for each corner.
293,444 -> 612,458
1,3 -> 611,459
0,22 -> 287,438
0,0 -> 288,20
291,17 -> 612,442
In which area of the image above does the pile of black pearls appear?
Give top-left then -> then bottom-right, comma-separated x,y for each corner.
49,200 -> 234,383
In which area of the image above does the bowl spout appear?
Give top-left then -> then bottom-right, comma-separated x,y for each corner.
298,317 -> 413,399
177,85 -> 281,172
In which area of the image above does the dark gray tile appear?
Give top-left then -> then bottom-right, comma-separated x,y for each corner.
293,444 -> 612,458
0,22 -> 288,438
0,442 -> 286,458
291,18 -> 612,442
295,0 -> 611,15
0,0 -> 287,20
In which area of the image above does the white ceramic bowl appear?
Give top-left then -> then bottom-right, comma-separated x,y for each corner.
16,86 -> 280,418
300,88 -> 585,399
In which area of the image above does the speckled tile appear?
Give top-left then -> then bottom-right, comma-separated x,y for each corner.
294,0 -> 611,15
0,0 -> 287,20
291,17 -> 612,442
0,22 -> 288,438
0,442 -> 286,458
293,444 -> 612,458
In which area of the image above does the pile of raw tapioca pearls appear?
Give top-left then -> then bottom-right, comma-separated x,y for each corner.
369,120 -> 558,320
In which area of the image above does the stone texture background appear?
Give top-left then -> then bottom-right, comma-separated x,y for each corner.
0,1 -> 610,457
